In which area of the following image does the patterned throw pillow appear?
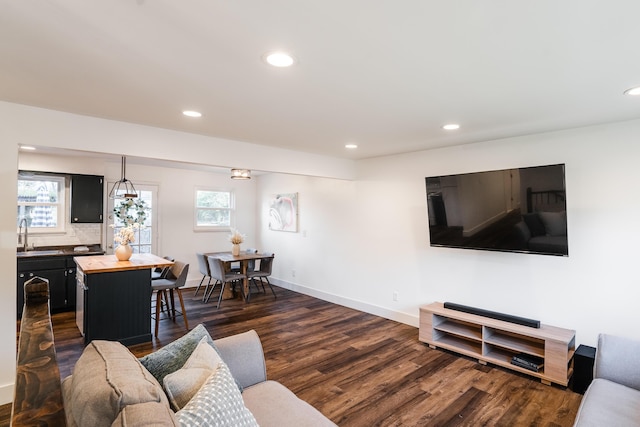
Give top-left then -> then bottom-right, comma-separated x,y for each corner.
175,362 -> 258,427
163,336 -> 223,411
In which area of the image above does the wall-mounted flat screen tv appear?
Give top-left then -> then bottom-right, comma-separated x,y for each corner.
425,164 -> 568,256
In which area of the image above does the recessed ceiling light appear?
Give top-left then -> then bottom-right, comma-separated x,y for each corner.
624,86 -> 640,96
345,144 -> 358,149
443,124 -> 460,130
183,110 -> 202,118
263,51 -> 295,67
19,145 -> 36,150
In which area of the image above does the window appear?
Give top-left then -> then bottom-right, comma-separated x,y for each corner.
195,188 -> 234,230
17,174 -> 66,233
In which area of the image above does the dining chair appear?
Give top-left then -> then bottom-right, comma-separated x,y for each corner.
151,255 -> 174,280
248,252 -> 276,300
194,252 -> 212,299
151,261 -> 189,337
230,248 -> 259,274
205,256 -> 246,309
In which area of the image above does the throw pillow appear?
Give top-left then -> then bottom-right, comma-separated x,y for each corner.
538,210 -> 567,236
522,213 -> 546,237
175,363 -> 258,427
163,336 -> 223,411
65,340 -> 169,426
139,324 -> 218,384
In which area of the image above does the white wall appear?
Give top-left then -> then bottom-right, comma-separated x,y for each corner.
257,119 -> 640,352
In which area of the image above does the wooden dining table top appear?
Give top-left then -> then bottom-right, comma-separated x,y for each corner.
204,251 -> 273,262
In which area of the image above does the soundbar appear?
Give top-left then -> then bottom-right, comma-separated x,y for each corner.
443,302 -> 541,328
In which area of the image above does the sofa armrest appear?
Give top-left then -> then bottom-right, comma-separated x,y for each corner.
213,330 -> 267,389
594,333 -> 640,391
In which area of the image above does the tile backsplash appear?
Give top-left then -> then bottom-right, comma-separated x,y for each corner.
20,223 -> 103,249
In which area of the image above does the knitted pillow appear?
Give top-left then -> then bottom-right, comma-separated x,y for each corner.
139,324 -> 218,384
175,363 -> 258,427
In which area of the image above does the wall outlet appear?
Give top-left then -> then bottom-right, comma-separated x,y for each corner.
291,269 -> 296,277
393,291 -> 398,301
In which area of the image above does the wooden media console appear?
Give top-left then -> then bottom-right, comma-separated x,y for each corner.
419,302 -> 575,386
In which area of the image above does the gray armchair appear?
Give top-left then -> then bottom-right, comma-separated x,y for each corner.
573,334 -> 640,426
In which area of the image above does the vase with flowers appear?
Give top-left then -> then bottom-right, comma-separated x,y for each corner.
111,223 -> 141,261
228,228 -> 245,256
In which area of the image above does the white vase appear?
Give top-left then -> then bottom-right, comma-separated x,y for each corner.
232,244 -> 240,256
115,243 -> 133,261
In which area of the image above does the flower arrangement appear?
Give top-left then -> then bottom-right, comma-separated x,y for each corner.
228,228 -> 245,245
111,223 -> 141,246
114,198 -> 148,227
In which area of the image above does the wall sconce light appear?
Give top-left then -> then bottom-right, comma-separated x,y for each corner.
230,169 -> 251,180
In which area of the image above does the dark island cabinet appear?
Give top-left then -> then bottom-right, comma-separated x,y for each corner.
70,174 -> 104,223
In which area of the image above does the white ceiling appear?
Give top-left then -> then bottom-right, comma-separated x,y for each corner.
2,1 -> 640,160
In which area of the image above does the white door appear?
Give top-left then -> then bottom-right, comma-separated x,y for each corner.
106,184 -> 158,255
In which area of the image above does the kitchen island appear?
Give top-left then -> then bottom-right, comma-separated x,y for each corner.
74,253 -> 173,345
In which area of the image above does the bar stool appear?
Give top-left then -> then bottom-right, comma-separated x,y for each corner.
152,261 -> 189,337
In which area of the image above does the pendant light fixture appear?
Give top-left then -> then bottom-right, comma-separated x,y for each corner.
109,156 -> 139,198
230,169 -> 251,180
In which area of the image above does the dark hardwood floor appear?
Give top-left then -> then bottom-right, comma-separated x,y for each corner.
3,285 -> 583,426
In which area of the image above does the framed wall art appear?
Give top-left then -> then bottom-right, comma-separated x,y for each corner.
268,192 -> 298,232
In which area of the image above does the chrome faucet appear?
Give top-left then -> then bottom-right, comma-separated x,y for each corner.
18,218 -> 29,251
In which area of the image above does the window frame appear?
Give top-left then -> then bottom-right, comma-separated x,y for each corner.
194,187 -> 235,231
17,173 -> 67,234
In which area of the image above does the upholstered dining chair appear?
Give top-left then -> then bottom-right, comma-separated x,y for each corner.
248,252 -> 276,300
151,261 -> 189,337
230,248 -> 259,274
205,256 -> 246,309
194,252 -> 212,299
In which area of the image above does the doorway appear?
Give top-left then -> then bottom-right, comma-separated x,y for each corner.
106,184 -> 158,255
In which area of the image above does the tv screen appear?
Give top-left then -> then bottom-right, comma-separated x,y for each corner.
425,164 -> 568,256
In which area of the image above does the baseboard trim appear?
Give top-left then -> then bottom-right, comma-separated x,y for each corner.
0,382 -> 14,405
270,278 -> 419,328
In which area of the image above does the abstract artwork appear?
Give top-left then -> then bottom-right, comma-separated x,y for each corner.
268,193 -> 298,232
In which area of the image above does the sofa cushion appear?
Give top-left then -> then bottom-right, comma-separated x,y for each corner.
538,210 -> 567,236
62,340 -> 170,427
163,336 -> 224,411
139,324 -> 218,384
242,380 -> 337,427
175,362 -> 258,427
573,378 -> 640,427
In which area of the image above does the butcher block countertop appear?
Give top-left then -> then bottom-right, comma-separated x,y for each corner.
74,253 -> 173,274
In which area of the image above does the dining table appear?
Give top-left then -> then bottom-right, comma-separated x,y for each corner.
204,251 -> 274,301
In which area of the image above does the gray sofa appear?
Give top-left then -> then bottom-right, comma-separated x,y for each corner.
61,325 -> 336,426
573,334 -> 640,426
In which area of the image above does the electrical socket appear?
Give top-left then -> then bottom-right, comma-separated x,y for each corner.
291,270 -> 296,277
393,291 -> 398,301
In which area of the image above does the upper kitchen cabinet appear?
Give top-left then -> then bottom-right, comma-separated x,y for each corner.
70,174 -> 104,223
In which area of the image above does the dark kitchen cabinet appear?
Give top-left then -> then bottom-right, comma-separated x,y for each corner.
17,254 -> 93,319
17,257 -> 67,318
70,174 -> 104,223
